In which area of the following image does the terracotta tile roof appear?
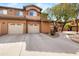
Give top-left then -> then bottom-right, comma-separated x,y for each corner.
0,15 -> 26,20
0,15 -> 50,22
0,4 -> 42,11
0,15 -> 40,21
0,6 -> 23,10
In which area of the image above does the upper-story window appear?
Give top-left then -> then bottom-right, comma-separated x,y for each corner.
16,11 -> 23,16
0,10 -> 7,15
0,10 -> 3,14
29,10 -> 37,16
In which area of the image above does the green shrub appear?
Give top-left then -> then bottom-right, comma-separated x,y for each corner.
64,23 -> 71,30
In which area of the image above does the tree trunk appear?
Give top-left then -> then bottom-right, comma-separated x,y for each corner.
62,20 -> 66,31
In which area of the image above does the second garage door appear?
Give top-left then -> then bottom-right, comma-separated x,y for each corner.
8,23 -> 24,34
28,24 -> 40,33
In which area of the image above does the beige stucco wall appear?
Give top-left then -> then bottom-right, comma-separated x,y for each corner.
0,19 -> 51,35
0,5 -> 41,18
0,19 -> 27,35
0,5 -> 52,35
0,5 -> 42,35
24,6 -> 41,20
25,6 -> 41,12
0,8 -> 23,16
41,22 -> 50,33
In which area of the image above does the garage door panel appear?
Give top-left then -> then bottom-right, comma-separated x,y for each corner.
8,23 -> 24,34
8,24 -> 15,34
28,24 -> 39,33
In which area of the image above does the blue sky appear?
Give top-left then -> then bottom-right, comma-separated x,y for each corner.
0,3 -> 57,11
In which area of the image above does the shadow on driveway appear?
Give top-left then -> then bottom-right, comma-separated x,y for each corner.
25,33 -> 79,54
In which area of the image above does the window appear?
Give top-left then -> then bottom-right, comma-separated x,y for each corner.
29,10 -> 37,16
3,10 -> 7,14
16,12 -> 19,16
0,10 -> 7,14
19,11 -> 23,16
0,10 -> 3,14
16,11 -> 23,16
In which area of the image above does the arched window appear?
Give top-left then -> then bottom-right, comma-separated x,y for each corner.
29,10 -> 37,16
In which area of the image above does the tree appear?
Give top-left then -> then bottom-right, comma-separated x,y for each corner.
50,3 -> 78,31
40,12 -> 48,20
52,3 -> 77,20
43,8 -> 56,21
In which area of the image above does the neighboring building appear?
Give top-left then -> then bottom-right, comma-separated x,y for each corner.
0,4 -> 50,35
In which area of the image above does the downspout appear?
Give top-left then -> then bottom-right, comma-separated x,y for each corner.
40,13 -> 41,33
26,19 -> 27,33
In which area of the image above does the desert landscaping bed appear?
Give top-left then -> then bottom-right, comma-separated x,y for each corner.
63,31 -> 79,43
68,34 -> 79,43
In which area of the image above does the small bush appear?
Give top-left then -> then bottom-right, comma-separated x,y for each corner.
64,23 -> 71,30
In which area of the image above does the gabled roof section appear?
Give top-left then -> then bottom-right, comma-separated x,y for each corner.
0,4 -> 42,11
23,4 -> 42,11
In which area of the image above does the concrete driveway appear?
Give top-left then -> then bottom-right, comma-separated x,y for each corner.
0,33 -> 79,56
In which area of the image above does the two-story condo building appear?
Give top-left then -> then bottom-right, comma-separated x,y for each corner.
0,4 -> 50,35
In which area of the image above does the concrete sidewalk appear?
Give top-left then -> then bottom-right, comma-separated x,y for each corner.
0,42 -> 23,56
0,42 -> 78,56
0,34 -> 25,56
